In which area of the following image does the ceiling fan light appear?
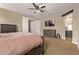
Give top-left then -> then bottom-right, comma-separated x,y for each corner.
36,10 -> 40,13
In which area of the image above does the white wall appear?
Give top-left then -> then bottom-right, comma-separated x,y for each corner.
72,6 -> 79,46
0,8 -> 22,32
70,6 -> 79,49
55,17 -> 65,39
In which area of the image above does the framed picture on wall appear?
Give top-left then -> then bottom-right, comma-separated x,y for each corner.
45,20 -> 55,26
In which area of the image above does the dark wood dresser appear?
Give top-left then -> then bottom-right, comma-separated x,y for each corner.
43,29 -> 56,38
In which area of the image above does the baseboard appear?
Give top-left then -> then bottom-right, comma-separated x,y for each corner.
61,37 -> 66,40
72,41 -> 77,44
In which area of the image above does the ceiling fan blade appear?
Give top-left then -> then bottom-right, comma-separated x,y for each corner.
33,3 -> 38,9
28,8 -> 36,10
39,9 -> 44,12
41,6 -> 46,8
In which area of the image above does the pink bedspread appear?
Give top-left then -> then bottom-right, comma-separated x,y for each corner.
0,32 -> 43,55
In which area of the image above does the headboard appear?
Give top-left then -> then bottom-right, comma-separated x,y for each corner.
0,24 -> 17,33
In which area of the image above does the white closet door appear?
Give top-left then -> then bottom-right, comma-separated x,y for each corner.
30,20 -> 41,35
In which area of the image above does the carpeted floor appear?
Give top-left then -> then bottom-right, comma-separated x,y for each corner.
44,37 -> 79,55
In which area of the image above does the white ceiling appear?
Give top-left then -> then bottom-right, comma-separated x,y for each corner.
0,3 -> 78,20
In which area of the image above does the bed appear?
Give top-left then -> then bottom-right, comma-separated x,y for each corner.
0,24 -> 44,55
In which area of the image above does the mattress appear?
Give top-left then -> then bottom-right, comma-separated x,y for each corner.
0,32 -> 43,55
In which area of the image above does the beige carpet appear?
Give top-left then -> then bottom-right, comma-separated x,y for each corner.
44,37 -> 79,55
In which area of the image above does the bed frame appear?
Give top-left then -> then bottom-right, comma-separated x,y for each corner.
0,24 -> 17,33
0,24 -> 44,55
24,36 -> 44,55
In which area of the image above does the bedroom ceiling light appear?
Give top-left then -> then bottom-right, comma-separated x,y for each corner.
34,9 -> 40,13
35,10 -> 40,13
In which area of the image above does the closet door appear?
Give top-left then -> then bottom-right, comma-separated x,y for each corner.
29,20 -> 41,35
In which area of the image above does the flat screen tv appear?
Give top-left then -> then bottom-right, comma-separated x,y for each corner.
45,20 -> 55,26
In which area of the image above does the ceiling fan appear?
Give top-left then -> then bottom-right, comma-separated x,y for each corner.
28,3 -> 46,13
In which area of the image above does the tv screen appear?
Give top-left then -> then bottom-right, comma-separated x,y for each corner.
45,20 -> 55,26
